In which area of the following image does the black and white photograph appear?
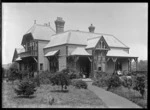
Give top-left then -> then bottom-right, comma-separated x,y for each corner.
2,3 -> 147,108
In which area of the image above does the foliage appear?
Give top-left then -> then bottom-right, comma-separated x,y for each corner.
7,68 -> 22,82
119,76 -> 132,89
92,71 -> 111,87
20,70 -> 29,79
33,71 -> 52,85
133,75 -> 146,98
49,69 -> 70,91
71,79 -> 88,89
69,73 -> 78,79
131,60 -> 147,71
109,86 -> 147,108
107,73 -> 121,90
14,78 -> 36,97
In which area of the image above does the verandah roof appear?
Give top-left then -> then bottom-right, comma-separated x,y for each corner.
70,47 -> 91,56
107,49 -> 138,58
15,57 -> 22,61
44,50 -> 59,57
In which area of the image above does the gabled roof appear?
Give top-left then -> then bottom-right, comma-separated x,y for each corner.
86,37 -> 102,49
22,24 -> 55,45
12,48 -> 25,62
86,36 -> 110,50
70,47 -> 91,56
26,24 -> 55,40
44,30 -> 129,49
107,48 -> 137,58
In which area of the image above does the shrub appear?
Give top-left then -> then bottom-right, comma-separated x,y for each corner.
7,68 -> 22,82
14,78 -> 36,97
71,79 -> 87,89
49,69 -> 70,91
133,75 -> 146,98
69,73 -> 78,79
92,72 -> 111,88
107,74 -> 121,90
33,71 -> 52,85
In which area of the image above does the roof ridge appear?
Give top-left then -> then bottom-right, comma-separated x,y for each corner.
50,30 -> 70,37
35,24 -> 56,32
112,35 -> 129,48
26,24 -> 36,34
66,31 -> 71,44
87,36 -> 102,40
69,30 -> 114,36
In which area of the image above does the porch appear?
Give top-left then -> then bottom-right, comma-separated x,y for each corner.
15,56 -> 38,77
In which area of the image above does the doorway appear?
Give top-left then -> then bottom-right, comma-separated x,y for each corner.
78,56 -> 91,78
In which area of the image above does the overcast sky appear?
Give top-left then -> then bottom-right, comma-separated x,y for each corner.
2,3 -> 148,64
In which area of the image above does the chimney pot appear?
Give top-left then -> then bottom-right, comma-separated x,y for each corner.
88,24 -> 95,33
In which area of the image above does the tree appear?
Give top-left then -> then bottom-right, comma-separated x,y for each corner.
14,78 -> 36,97
49,69 -> 70,91
133,75 -> 146,98
7,62 -> 21,83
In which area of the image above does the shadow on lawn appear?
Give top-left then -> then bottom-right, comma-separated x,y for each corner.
50,89 -> 69,93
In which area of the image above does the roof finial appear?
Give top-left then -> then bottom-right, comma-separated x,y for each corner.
34,20 -> 36,24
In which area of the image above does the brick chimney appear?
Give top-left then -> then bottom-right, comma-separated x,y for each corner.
88,24 -> 95,33
55,17 -> 65,34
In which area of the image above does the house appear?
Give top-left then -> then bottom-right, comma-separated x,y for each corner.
12,17 -> 138,78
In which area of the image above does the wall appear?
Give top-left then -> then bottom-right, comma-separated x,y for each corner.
122,59 -> 129,71
44,45 -> 67,71
67,44 -> 88,72
38,40 -> 49,71
106,59 -> 115,74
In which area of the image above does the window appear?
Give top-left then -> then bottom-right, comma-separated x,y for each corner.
98,67 -> 101,71
40,63 -> 43,70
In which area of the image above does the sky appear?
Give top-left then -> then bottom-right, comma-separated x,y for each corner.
2,3 -> 148,64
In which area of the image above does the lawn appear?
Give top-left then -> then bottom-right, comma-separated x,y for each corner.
2,80 -> 106,108
108,86 -> 147,108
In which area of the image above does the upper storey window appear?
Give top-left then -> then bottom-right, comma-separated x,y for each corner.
25,41 -> 37,51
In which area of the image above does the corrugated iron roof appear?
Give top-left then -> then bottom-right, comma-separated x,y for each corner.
70,47 -> 91,56
26,24 -> 55,41
44,30 -> 129,49
107,48 -> 137,57
86,37 -> 101,49
15,57 -> 22,61
44,50 -> 59,57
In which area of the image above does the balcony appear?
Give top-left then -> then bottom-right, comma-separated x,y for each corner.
19,50 -> 37,58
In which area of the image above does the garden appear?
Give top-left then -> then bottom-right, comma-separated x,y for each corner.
92,71 -> 147,108
2,68 -> 106,108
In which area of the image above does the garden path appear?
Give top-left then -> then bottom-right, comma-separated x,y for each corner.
86,81 -> 141,108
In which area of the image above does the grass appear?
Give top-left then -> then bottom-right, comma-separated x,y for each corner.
2,80 -> 106,108
109,86 -> 147,108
